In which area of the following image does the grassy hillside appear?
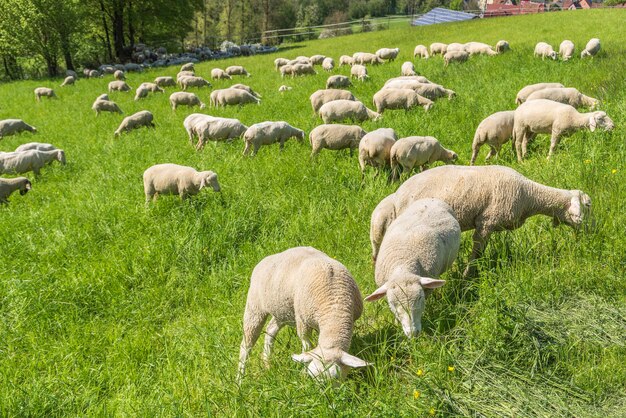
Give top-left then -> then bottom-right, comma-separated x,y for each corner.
1,9 -> 625,417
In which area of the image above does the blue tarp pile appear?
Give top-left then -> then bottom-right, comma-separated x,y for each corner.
412,7 -> 478,26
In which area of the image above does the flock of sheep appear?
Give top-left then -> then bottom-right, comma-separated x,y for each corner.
0,34 -> 614,384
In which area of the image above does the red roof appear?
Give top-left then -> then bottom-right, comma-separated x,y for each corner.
484,1 -> 545,17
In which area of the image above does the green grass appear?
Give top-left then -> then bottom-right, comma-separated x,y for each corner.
1,9 -> 626,416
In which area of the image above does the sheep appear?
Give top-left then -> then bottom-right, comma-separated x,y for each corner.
390,136 -> 458,181
237,246 -> 369,382
288,58 -> 311,66
464,42 -> 497,56
383,75 -> 432,86
444,50 -> 469,67
526,87 -> 599,109
309,89 -> 356,114
495,40 -> 510,53
194,117 -> 248,151
559,40 -> 575,61
14,142 -> 57,152
318,100 -> 381,124
429,42 -> 448,56
124,63 -> 142,72
211,68 -> 232,80
350,64 -> 368,81
0,149 -> 66,176
413,45 -> 429,59
108,81 -> 132,92
66,69 -> 77,79
114,110 -> 155,136
309,54 -> 326,65
34,87 -> 56,101
143,163 -> 219,203
181,62 -> 195,72
183,113 -> 213,145
365,198 -> 459,338
169,92 -> 206,110
242,121 -> 305,156
401,61 -> 417,76
154,76 -> 176,87
0,119 -> 37,138
446,43 -> 466,53
534,42 -> 558,60
134,86 -> 150,101
353,52 -> 383,65
322,57 -> 334,72
373,89 -> 433,114
376,48 -> 400,61
139,82 -> 164,93
278,85 -> 292,92
280,64 -> 294,78
210,88 -> 260,107
114,70 -> 125,80
291,63 -> 317,76
88,70 -> 101,78
470,110 -> 516,165
369,193 -> 396,261
371,165 -> 593,276
358,128 -> 397,178
0,177 -> 31,204
176,70 -> 195,81
581,38 -> 601,58
225,65 -> 250,77
231,83 -> 261,98
179,76 -> 211,91
274,58 -> 289,70
92,97 -> 123,116
383,80 -> 455,100
339,55 -> 354,66
513,99 -> 614,160
60,76 -> 75,87
96,94 -> 109,101
515,82 -> 565,105
326,75 -> 351,89
309,124 -> 366,157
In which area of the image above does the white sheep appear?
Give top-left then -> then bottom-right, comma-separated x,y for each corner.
14,142 -> 57,152
389,136 -> 458,181
225,65 -> 250,77
143,163 -> 219,203
322,57 -> 334,72
353,52 -> 383,65
291,63 -> 317,76
211,68 -> 232,80
288,58 -> 311,66
88,70 -> 101,78
309,54 -> 326,65
581,38 -> 601,58
66,69 -> 77,79
446,43 -> 466,52
114,70 -> 125,80
376,48 -> 400,61
210,88 -> 260,107
0,119 -> 37,138
470,110 -> 515,165
309,89 -> 356,114
60,76 -> 75,87
383,80 -> 455,100
181,63 -> 195,72
183,113 -> 213,145
384,75 -> 432,86
114,110 -> 155,136
279,64 -> 294,78
194,117 -> 248,151
495,40 -> 510,53
176,70 -> 195,81
515,82 -> 565,105
372,88 -> 433,113
358,128 -> 397,178
526,87 -> 599,109
513,99 -> 614,160
350,64 -> 368,81
444,50 -> 469,67
0,177 -> 31,204
339,55 -> 354,66
108,81 -> 132,92
154,76 -> 176,87
413,45 -> 429,59
318,100 -> 380,124
34,87 -> 56,101
169,92 -> 206,110
278,85 -> 292,92
365,198 -> 459,338
464,42 -> 497,56
179,76 -> 211,91
92,97 -> 123,116
231,83 -> 261,98
274,58 -> 289,71
139,82 -> 164,93
237,247 -> 369,382
0,149 -> 66,176
401,61 -> 417,76
369,193 -> 396,261
326,75 -> 351,89
134,86 -> 150,101
309,124 -> 367,157
534,42 -> 558,60
242,121 -> 305,156
429,42 -> 448,55
559,40 -> 575,61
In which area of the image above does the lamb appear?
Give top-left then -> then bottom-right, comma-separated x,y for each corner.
322,57 -> 334,72
318,100 -> 381,124
179,76 -> 211,91
210,88 -> 260,107
169,92 -> 206,110
0,119 -> 37,138
581,38 -> 601,58
225,65 -> 250,77
309,124 -> 366,157
383,80 -> 455,100
326,75 -> 351,89
0,177 -> 31,204
339,55 -> 354,66
274,58 -> 289,70
464,42 -> 497,56
372,89 -> 433,113
444,50 -> 469,67
358,128 -> 397,178
370,165 -> 593,277
0,149 -> 66,176
413,45 -> 429,59
534,42 -> 558,60
309,54 -> 326,65
34,87 -> 56,101
242,121 -> 305,156
60,76 -> 75,87
108,81 -> 132,92
389,136 -> 458,181
278,85 -> 292,92
470,110 -> 516,165
194,117 -> 248,151
154,76 -> 176,87
309,89 -> 356,114
143,163 -> 220,203
114,110 -> 155,136
401,61 -> 417,76
515,82 -> 565,105
353,52 -> 383,65
114,70 -> 125,80
181,62 -> 195,72
92,97 -> 123,116
376,48 -> 400,61
237,246 -> 369,382
495,40 -> 510,53
526,87 -> 599,109
231,83 -> 261,98
429,42 -> 448,56
291,63 -> 317,76
365,198 -> 459,338
350,64 -> 368,81
14,142 -> 57,152
512,99 -> 614,160
559,40 -> 575,61
211,68 -> 232,80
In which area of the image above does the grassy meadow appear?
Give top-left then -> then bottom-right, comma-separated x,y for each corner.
1,9 -> 625,416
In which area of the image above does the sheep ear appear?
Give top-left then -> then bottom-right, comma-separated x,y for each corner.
419,277 -> 446,289
568,195 -> 581,218
292,352 -> 314,364
365,284 -> 388,302
25,182 -> 32,190
199,177 -> 206,190
589,116 -> 597,132
339,352 -> 371,368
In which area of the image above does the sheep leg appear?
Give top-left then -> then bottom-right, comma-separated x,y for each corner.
262,317 -> 283,368
514,130 -> 525,161
237,308 -> 268,383
485,146 -> 497,161
296,318 -> 313,352
463,228 -> 490,278
547,132 -> 561,159
279,140 -> 285,151
470,145 -> 480,166
242,141 -> 251,156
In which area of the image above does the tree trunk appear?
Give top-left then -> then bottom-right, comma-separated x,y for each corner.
99,0 -> 113,62
2,55 -> 21,80
127,0 -> 135,47
60,36 -> 75,71
112,0 -> 126,61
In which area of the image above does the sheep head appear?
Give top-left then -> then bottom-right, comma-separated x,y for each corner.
292,348 -> 370,380
554,191 -> 592,228
589,111 -> 613,132
19,179 -> 32,195
57,150 -> 66,165
199,171 -> 220,192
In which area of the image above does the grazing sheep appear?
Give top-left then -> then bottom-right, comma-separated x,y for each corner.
0,149 -> 66,176
139,82 -> 164,93
280,64 -> 294,78
376,48 -> 400,61
464,42 -> 497,56
134,86 -> 150,101
401,61 -> 417,76
237,246 -> 369,382
210,88 -> 260,107
353,52 -> 383,65
373,89 -> 433,113
176,70 -> 195,81
114,70 -> 125,80
534,42 -> 558,60
470,110 -> 516,165
513,99 -> 614,160
225,65 -> 250,77
495,40 -> 510,53
291,63 -> 317,76
339,55 -> 354,66
194,117 -> 248,150
446,43 -> 466,52
358,128 -> 397,178
310,54 -> 326,65
92,97 -> 123,116
559,40 -> 575,61
384,75 -> 432,86
309,89 -> 356,113
0,177 -> 31,204
309,124 -> 367,157
181,62 -> 195,72
413,45 -> 429,59
322,57 -> 334,72
0,119 -> 37,138
274,58 -> 289,70
60,76 -> 75,87
278,85 -> 292,92
350,64 -> 368,81
88,70 -> 101,78
369,193 -> 396,261
114,110 -> 155,136
318,100 -> 381,124
231,83 -> 261,98
288,58 -> 311,66
143,163 -> 219,203
444,50 -> 469,67
96,93 -> 109,101
515,82 -> 565,105
66,69 -> 77,78
526,87 -> 598,109
390,136 -> 457,181
384,80 -> 455,100
429,42 -> 448,56
14,142 -> 57,152
365,198 -> 459,338
179,76 -> 211,91
581,38 -> 601,58
242,121 -> 305,156
34,87 -> 56,101
108,81 -> 132,92
154,76 -> 176,87
326,75 -> 352,89
169,92 -> 206,110
183,113 -> 213,145
211,68 -> 232,80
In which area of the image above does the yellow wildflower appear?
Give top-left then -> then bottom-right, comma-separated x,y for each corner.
612,169 -> 617,174
417,369 -> 424,377
447,365 -> 455,372
413,389 -> 421,400
429,407 -> 436,415
584,159 -> 591,164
